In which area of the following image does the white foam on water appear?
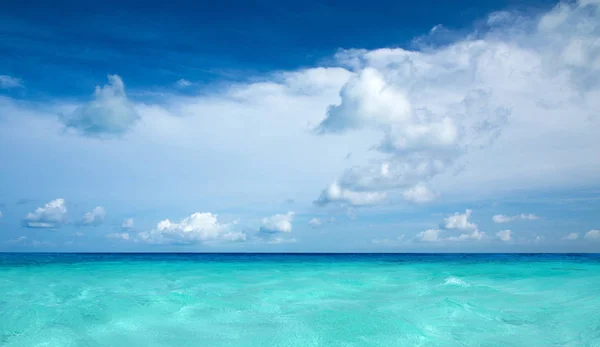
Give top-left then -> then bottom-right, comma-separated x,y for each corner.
444,276 -> 470,287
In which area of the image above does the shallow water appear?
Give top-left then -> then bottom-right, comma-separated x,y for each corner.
1,253 -> 600,346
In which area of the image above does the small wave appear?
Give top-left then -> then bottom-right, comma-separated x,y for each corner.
444,276 -> 470,287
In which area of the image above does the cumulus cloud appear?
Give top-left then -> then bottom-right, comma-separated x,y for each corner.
416,229 -> 442,242
60,75 -> 140,136
81,206 -> 106,226
492,213 -> 539,223
314,0 -> 600,206
585,229 -> 600,239
0,75 -> 23,89
562,232 -> 579,240
23,198 -> 67,228
315,182 -> 386,206
444,209 -> 477,230
496,229 -> 512,241
260,212 -> 295,233
414,209 -> 486,242
121,218 -> 134,230
137,212 -> 245,245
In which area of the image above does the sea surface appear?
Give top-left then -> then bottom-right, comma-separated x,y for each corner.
1,253 -> 600,346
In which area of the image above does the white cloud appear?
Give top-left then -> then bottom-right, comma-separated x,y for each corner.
81,206 -> 106,226
260,212 -> 295,233
415,209 -> 485,243
562,232 -> 579,240
175,79 -> 192,88
308,218 -> 323,228
447,230 -> 485,242
23,198 -> 67,228
0,75 -> 23,89
314,0 -> 600,205
496,229 -> 512,241
121,218 -> 134,230
315,182 -> 386,206
492,213 -> 539,223
60,75 -> 140,136
416,229 -> 442,242
444,209 -> 477,230
585,229 -> 600,239
107,232 -> 130,240
402,184 -> 438,203
138,212 -> 245,245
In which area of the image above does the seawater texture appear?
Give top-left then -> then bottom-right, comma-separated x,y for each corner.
1,253 -> 600,346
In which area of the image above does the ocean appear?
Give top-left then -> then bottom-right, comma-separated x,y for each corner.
1,253 -> 599,346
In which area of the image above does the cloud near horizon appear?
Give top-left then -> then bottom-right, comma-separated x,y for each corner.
23,198 -> 67,228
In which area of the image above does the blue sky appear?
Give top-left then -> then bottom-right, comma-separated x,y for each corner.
1,0 -> 599,252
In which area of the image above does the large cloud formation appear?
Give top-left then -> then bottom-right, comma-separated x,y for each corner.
315,0 -> 600,206
60,75 -> 140,136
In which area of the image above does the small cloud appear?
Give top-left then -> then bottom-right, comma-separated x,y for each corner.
61,75 -> 140,137
284,199 -> 295,204
402,184 -> 438,203
315,182 -> 386,207
585,229 -> 600,240
492,213 -> 539,223
416,229 -> 442,242
260,212 -> 295,233
23,198 -> 67,228
175,79 -> 192,88
496,230 -> 512,242
447,230 -> 485,242
107,232 -> 130,241
444,209 -> 477,230
267,237 -> 297,244
0,75 -> 23,89
16,198 -> 34,205
81,206 -> 106,226
121,218 -> 134,230
308,217 -> 323,228
562,232 -> 579,240
0,210 -> 2,218
72,232 -> 84,236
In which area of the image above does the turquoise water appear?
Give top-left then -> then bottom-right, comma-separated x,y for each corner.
1,254 -> 600,346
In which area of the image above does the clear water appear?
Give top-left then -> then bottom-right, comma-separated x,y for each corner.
1,253 -> 600,346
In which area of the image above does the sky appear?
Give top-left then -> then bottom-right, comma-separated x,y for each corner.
0,0 -> 599,252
